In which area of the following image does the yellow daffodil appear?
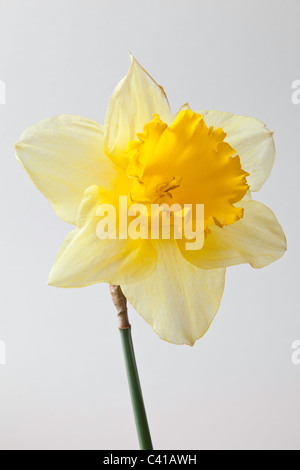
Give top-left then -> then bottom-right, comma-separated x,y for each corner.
15,55 -> 286,346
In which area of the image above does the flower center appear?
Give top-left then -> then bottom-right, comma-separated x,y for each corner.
124,110 -> 249,231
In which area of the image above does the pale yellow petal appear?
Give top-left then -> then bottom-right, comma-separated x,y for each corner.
104,54 -> 171,169
199,110 -> 275,191
121,240 -> 225,346
48,186 -> 157,287
15,115 -> 125,224
178,201 -> 287,269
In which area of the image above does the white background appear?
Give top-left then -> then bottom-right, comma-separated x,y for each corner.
0,0 -> 299,450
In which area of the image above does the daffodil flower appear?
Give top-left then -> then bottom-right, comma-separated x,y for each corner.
15,55 -> 286,346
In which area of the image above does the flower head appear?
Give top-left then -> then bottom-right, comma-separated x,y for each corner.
15,55 -> 286,346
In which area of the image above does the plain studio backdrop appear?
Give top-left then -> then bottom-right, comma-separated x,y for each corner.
0,0 -> 299,450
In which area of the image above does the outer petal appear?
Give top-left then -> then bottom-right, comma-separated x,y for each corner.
121,240 -> 226,346
178,201 -> 287,269
199,110 -> 275,191
48,186 -> 157,287
15,115 -> 125,224
104,55 -> 171,169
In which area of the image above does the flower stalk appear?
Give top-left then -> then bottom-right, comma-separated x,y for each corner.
109,285 -> 153,450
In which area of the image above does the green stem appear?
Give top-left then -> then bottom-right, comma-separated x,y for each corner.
119,326 -> 153,450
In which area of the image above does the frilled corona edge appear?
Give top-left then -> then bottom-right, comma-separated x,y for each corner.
109,284 -> 130,329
